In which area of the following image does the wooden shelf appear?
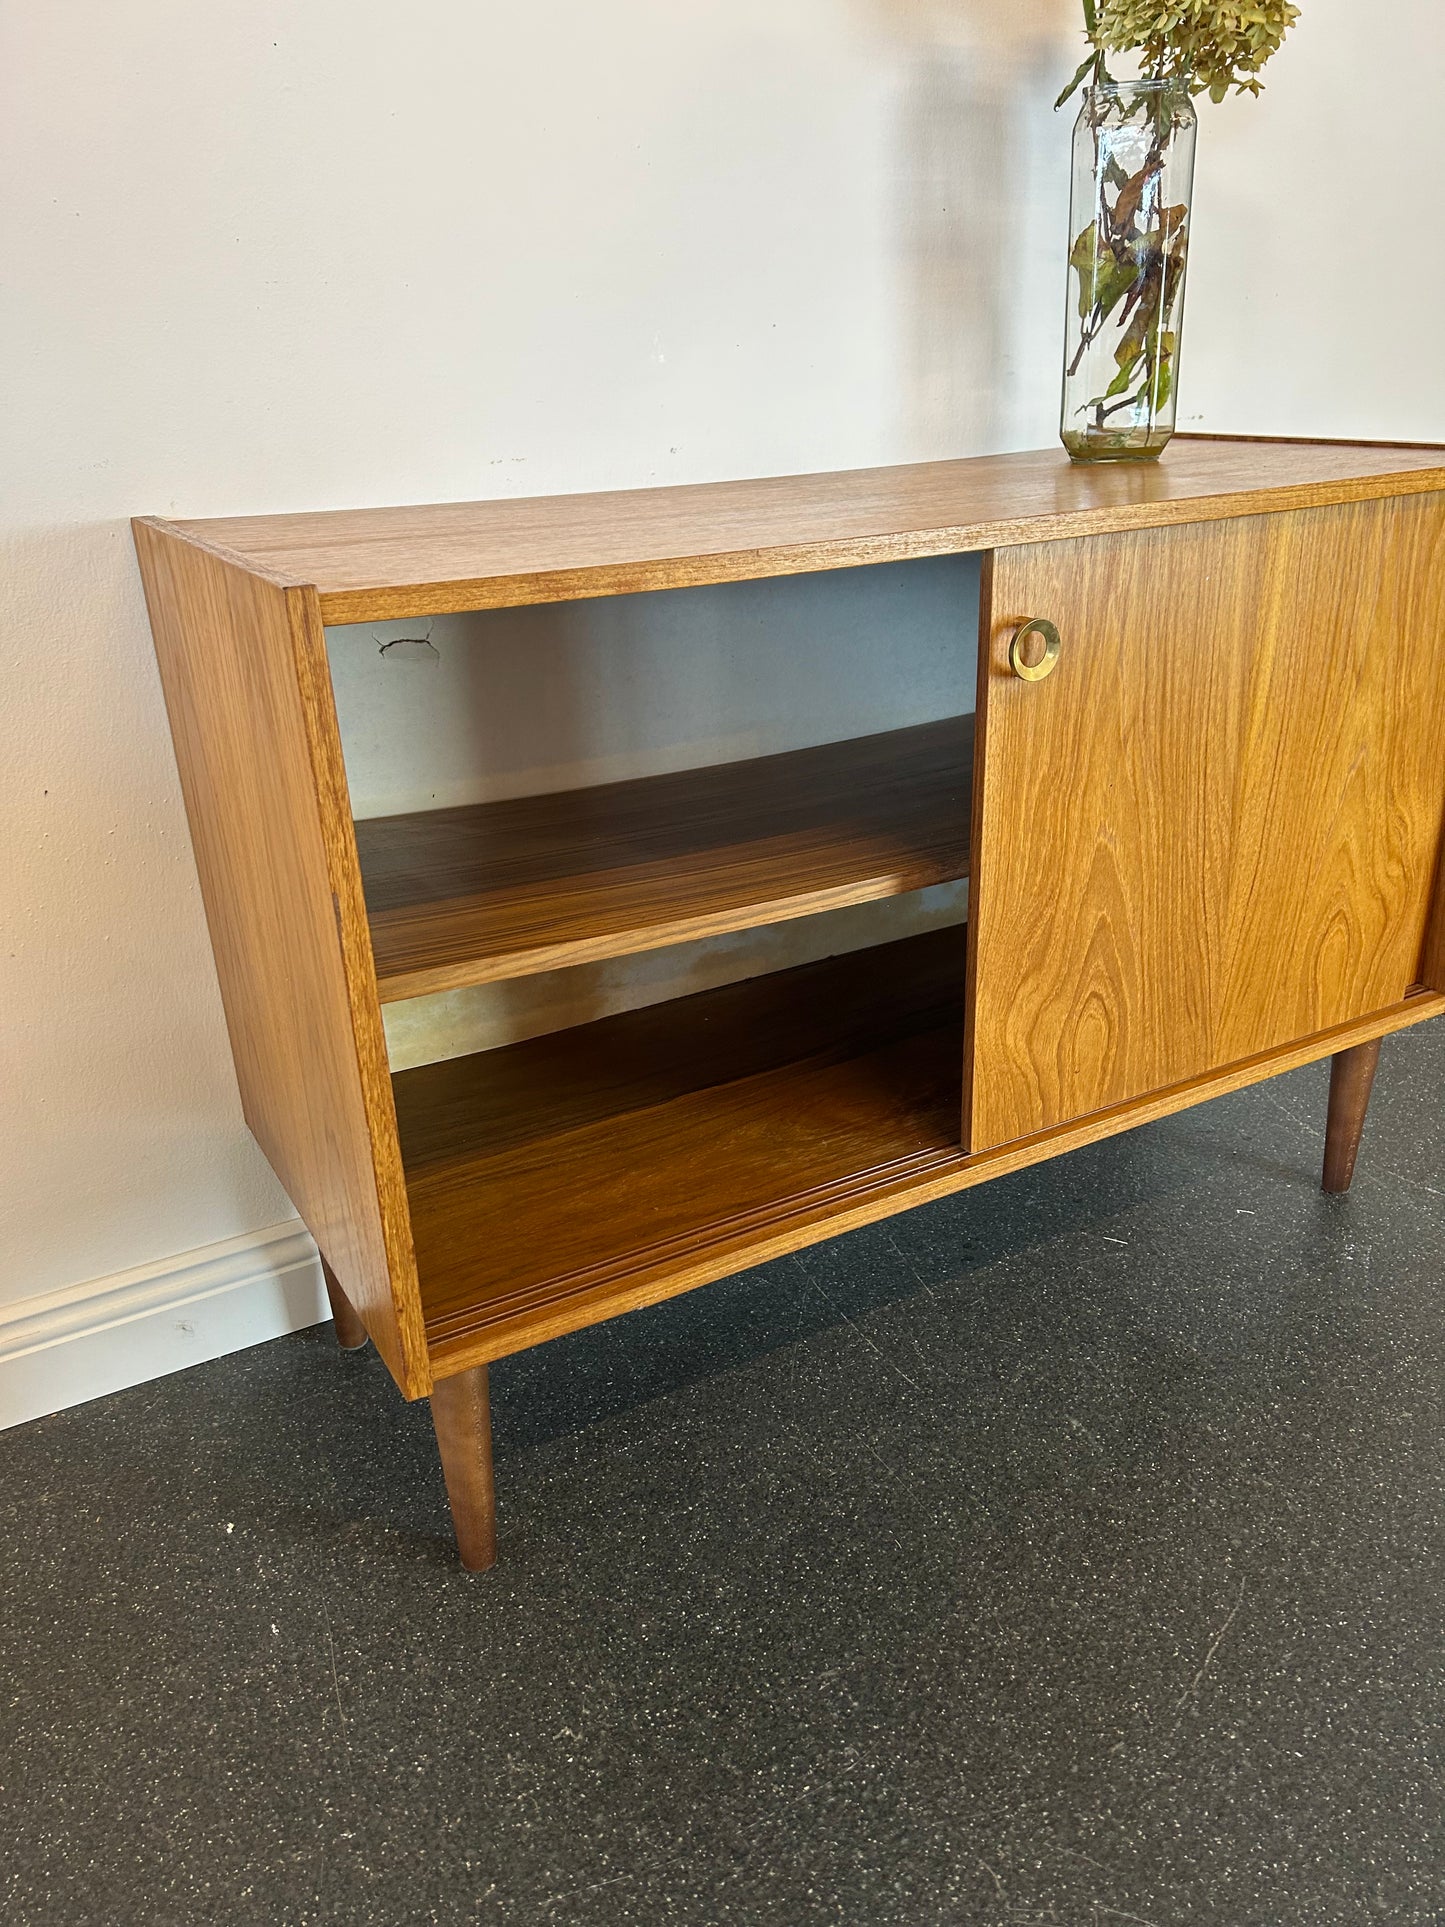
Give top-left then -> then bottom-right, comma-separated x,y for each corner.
358,718 -> 974,1001
148,439 -> 1445,623
392,928 -> 969,1365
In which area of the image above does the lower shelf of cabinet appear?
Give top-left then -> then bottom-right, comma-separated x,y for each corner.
391,926 -> 969,1364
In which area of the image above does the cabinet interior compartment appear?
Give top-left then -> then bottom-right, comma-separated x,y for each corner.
341,572 -> 982,1366
393,926 -> 969,1365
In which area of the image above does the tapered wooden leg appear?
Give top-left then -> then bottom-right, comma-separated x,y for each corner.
321,1256 -> 369,1350
430,1367 -> 497,1572
1322,1038 -> 1382,1194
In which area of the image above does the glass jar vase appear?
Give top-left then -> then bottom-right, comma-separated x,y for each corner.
1060,79 -> 1198,462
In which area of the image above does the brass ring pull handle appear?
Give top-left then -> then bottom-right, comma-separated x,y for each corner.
1009,617 -> 1062,683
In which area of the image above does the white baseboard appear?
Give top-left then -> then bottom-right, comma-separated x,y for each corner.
0,1220 -> 328,1431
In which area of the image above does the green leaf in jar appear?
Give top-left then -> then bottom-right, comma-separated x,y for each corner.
1070,223 -> 1136,326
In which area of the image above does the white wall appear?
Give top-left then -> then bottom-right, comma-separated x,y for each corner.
2,3 -> 1442,1392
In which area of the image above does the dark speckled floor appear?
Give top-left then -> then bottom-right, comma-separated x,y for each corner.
3,1029 -> 1444,1926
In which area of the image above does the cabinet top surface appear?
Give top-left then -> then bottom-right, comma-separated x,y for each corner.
144,438 -> 1445,624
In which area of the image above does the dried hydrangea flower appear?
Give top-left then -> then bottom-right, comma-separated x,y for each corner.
1096,1 -> 1302,101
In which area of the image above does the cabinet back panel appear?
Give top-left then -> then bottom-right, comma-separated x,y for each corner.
969,495 -> 1445,1150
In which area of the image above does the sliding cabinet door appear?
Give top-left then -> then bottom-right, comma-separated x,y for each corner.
966,494 -> 1445,1153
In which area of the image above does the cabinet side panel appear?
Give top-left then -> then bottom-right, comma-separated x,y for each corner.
969,496 -> 1445,1151
133,523 -> 429,1395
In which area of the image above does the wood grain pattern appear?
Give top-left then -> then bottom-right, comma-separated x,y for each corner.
154,441 -> 1445,624
359,718 -> 973,1001
132,521 -> 430,1395
1322,1039 -> 1383,1195
967,494 -> 1445,1152
410,932 -> 1445,1375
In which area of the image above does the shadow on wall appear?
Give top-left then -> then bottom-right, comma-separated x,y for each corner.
854,0 -> 1077,455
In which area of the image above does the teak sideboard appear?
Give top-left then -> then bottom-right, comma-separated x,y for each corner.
133,438 -> 1445,1571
